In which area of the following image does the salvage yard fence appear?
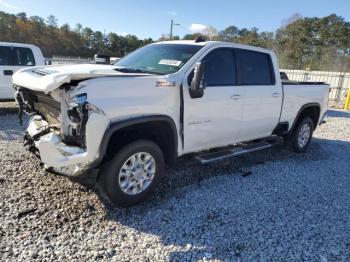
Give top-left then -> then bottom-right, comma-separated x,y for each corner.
51,56 -> 93,65
282,69 -> 350,108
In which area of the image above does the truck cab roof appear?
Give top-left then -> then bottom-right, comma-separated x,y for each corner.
153,40 -> 274,54
0,42 -> 41,49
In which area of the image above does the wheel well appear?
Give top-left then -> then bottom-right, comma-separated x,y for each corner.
294,105 -> 320,131
104,121 -> 177,166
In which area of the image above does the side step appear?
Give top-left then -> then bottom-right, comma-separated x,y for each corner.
195,139 -> 280,164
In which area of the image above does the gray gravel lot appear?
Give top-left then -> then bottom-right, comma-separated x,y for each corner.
0,102 -> 350,261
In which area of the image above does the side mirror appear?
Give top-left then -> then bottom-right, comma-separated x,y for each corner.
189,61 -> 206,98
45,60 -> 52,66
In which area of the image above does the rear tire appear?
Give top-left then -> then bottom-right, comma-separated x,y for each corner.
287,117 -> 314,153
99,140 -> 164,207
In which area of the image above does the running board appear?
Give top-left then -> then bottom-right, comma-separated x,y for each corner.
195,140 -> 278,164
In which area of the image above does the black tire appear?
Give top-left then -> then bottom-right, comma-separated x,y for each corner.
99,140 -> 164,207
287,116 -> 314,153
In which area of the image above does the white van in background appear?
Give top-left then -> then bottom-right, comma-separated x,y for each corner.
0,42 -> 45,100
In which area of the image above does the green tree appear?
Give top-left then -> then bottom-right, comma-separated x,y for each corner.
182,33 -> 207,40
46,15 -> 58,28
276,14 -> 350,70
91,31 -> 105,53
16,12 -> 27,21
217,26 -> 239,42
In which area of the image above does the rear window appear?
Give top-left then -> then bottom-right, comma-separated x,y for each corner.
0,46 -> 11,66
236,49 -> 274,85
13,47 -> 36,66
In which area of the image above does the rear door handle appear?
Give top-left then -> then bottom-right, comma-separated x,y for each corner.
272,92 -> 280,97
3,70 -> 13,76
231,94 -> 241,100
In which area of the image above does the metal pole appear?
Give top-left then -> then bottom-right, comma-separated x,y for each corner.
344,88 -> 350,110
336,73 -> 345,103
169,20 -> 180,40
170,19 -> 173,39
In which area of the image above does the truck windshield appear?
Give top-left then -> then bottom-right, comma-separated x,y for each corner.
114,44 -> 203,75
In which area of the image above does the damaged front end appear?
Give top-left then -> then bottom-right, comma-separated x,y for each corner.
14,84 -> 110,176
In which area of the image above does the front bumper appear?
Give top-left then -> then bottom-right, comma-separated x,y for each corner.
25,113 -> 110,176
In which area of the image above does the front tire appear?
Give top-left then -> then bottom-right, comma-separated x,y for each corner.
99,140 -> 164,207
287,117 -> 314,153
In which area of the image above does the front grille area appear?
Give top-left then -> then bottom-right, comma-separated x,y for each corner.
16,86 -> 61,125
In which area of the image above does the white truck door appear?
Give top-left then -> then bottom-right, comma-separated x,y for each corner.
12,46 -> 37,72
183,48 -> 244,153
235,49 -> 282,140
0,46 -> 14,100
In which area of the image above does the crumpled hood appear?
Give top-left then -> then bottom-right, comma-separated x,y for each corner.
12,64 -> 150,93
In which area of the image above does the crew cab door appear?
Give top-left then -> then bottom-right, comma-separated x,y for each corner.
182,48 -> 244,153
0,46 -> 36,100
0,46 -> 14,99
12,46 -> 36,72
235,49 -> 282,140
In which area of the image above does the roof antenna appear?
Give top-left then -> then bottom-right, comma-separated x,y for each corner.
194,36 -> 206,43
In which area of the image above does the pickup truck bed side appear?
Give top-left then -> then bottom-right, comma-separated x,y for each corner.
280,82 -> 328,131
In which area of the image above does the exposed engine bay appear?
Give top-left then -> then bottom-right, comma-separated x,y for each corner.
14,83 -> 90,149
13,83 -> 110,176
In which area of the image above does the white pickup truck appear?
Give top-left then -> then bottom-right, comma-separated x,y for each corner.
13,40 -> 329,206
0,42 -> 45,100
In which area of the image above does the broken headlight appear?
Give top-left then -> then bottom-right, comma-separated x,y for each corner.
74,93 -> 88,105
63,93 -> 104,148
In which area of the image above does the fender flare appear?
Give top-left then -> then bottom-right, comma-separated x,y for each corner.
289,103 -> 321,134
93,115 -> 179,168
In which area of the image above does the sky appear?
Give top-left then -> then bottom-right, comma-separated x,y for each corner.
0,0 -> 349,39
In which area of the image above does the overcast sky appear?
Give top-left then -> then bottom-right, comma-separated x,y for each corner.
1,0 -> 349,39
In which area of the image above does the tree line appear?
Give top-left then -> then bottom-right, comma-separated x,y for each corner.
0,11 -> 349,71
0,12 -> 152,58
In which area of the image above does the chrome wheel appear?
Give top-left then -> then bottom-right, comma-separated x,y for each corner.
118,152 -> 156,195
297,123 -> 311,148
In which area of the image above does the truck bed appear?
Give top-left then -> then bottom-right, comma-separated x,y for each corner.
280,82 -> 329,131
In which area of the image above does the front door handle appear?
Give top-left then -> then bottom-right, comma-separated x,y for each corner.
272,92 -> 280,97
231,94 -> 241,100
3,70 -> 13,76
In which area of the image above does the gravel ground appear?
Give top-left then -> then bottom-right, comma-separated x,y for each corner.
0,102 -> 350,262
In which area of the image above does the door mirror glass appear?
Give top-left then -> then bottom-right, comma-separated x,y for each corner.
189,61 -> 206,98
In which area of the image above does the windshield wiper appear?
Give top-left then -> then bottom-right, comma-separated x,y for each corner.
114,67 -> 142,73
114,67 -> 163,75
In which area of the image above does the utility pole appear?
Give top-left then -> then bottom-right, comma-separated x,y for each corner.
103,29 -> 107,46
169,19 -> 180,39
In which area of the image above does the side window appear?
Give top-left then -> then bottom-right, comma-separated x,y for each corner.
236,49 -> 274,85
13,47 -> 36,66
202,48 -> 236,86
0,46 -> 12,66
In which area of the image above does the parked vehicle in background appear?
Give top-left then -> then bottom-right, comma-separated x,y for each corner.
94,54 -> 110,65
0,42 -> 45,100
13,40 -> 329,206
280,71 -> 289,80
110,57 -> 122,64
